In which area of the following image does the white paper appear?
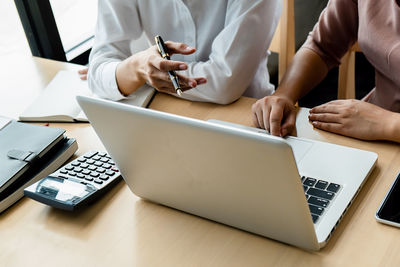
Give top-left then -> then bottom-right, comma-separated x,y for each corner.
0,116 -> 12,130
19,70 -> 155,122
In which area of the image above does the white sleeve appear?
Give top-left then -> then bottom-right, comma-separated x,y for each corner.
179,0 -> 281,104
88,0 -> 142,101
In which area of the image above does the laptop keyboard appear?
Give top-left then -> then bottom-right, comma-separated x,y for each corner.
301,176 -> 341,224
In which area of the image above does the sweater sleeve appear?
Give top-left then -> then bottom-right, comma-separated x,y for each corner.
176,0 -> 281,104
302,0 -> 359,70
88,0 -> 142,101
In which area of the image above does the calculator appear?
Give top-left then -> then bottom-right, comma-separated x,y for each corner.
24,151 -> 122,211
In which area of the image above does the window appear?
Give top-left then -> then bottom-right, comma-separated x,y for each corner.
14,0 -> 97,64
49,0 -> 97,62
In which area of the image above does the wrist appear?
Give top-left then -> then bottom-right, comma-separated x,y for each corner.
116,55 -> 146,96
384,112 -> 400,143
273,89 -> 297,106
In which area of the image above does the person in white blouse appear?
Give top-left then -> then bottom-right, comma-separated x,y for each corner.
88,0 -> 281,104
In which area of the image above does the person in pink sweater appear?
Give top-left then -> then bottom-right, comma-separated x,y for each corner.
252,0 -> 400,143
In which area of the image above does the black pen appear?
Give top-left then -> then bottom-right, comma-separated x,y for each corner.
155,35 -> 183,96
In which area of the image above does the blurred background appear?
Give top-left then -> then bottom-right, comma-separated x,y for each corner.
1,0 -> 374,108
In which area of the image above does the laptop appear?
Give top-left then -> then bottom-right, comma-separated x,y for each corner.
77,96 -> 377,250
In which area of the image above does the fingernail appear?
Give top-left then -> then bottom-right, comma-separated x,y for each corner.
186,46 -> 194,51
198,79 -> 206,84
189,81 -> 196,88
179,64 -> 187,70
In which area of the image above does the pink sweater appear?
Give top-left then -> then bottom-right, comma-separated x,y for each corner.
303,0 -> 400,112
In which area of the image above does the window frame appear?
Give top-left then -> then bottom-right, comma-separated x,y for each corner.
14,0 -> 90,64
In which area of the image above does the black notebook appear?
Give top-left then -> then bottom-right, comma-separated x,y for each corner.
0,119 -> 66,194
0,138 -> 78,213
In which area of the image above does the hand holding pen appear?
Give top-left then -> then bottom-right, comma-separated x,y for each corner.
153,35 -> 206,95
115,37 -> 206,97
155,36 -> 183,96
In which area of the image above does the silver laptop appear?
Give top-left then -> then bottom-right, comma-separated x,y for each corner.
77,96 -> 377,250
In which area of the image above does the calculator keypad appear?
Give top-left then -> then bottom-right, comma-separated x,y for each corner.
53,151 -> 121,190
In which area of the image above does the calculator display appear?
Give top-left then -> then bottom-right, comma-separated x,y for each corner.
33,176 -> 95,204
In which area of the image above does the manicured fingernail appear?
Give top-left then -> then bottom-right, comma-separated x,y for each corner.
179,64 -> 187,70
189,81 -> 196,87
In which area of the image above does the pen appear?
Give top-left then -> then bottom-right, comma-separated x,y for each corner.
155,35 -> 183,96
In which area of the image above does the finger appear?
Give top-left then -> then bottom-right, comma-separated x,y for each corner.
251,102 -> 265,129
194,77 -> 207,85
161,76 -> 205,93
179,84 -> 196,92
308,113 -> 341,123
148,67 -> 192,87
310,102 -> 342,114
78,68 -> 88,74
252,111 -> 260,128
149,59 -> 206,90
269,104 -> 284,136
152,78 -> 193,93
262,104 -> 271,133
148,67 -> 171,82
312,121 -> 344,135
150,71 -> 200,93
281,110 -> 296,136
176,74 -> 202,88
255,108 -> 265,129
79,74 -> 87,81
251,103 -> 261,128
165,41 -> 196,55
154,58 -> 188,72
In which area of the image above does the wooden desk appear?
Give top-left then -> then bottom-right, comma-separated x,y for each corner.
0,57 -> 400,266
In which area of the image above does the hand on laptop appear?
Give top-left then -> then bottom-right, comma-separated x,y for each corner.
252,94 -> 297,137
308,99 -> 399,141
116,41 -> 207,96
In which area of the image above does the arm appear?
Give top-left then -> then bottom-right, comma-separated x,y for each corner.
178,0 -> 282,104
388,114 -> 400,143
88,0 -> 142,100
252,0 -> 359,136
252,48 -> 328,136
88,0 -> 205,100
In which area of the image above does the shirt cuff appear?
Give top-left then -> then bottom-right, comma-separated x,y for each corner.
101,61 -> 127,101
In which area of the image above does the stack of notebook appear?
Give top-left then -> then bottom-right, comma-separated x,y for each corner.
0,117 -> 77,213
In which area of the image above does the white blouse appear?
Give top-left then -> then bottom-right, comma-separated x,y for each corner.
88,0 -> 281,104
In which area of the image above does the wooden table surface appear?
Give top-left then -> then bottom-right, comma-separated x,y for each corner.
0,56 -> 399,266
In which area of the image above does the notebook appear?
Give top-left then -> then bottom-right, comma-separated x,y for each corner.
0,119 -> 66,192
19,70 -> 155,122
0,117 -> 77,212
77,96 -> 377,250
0,138 -> 77,213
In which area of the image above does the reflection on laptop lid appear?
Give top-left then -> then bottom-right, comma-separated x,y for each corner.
77,96 -> 377,250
